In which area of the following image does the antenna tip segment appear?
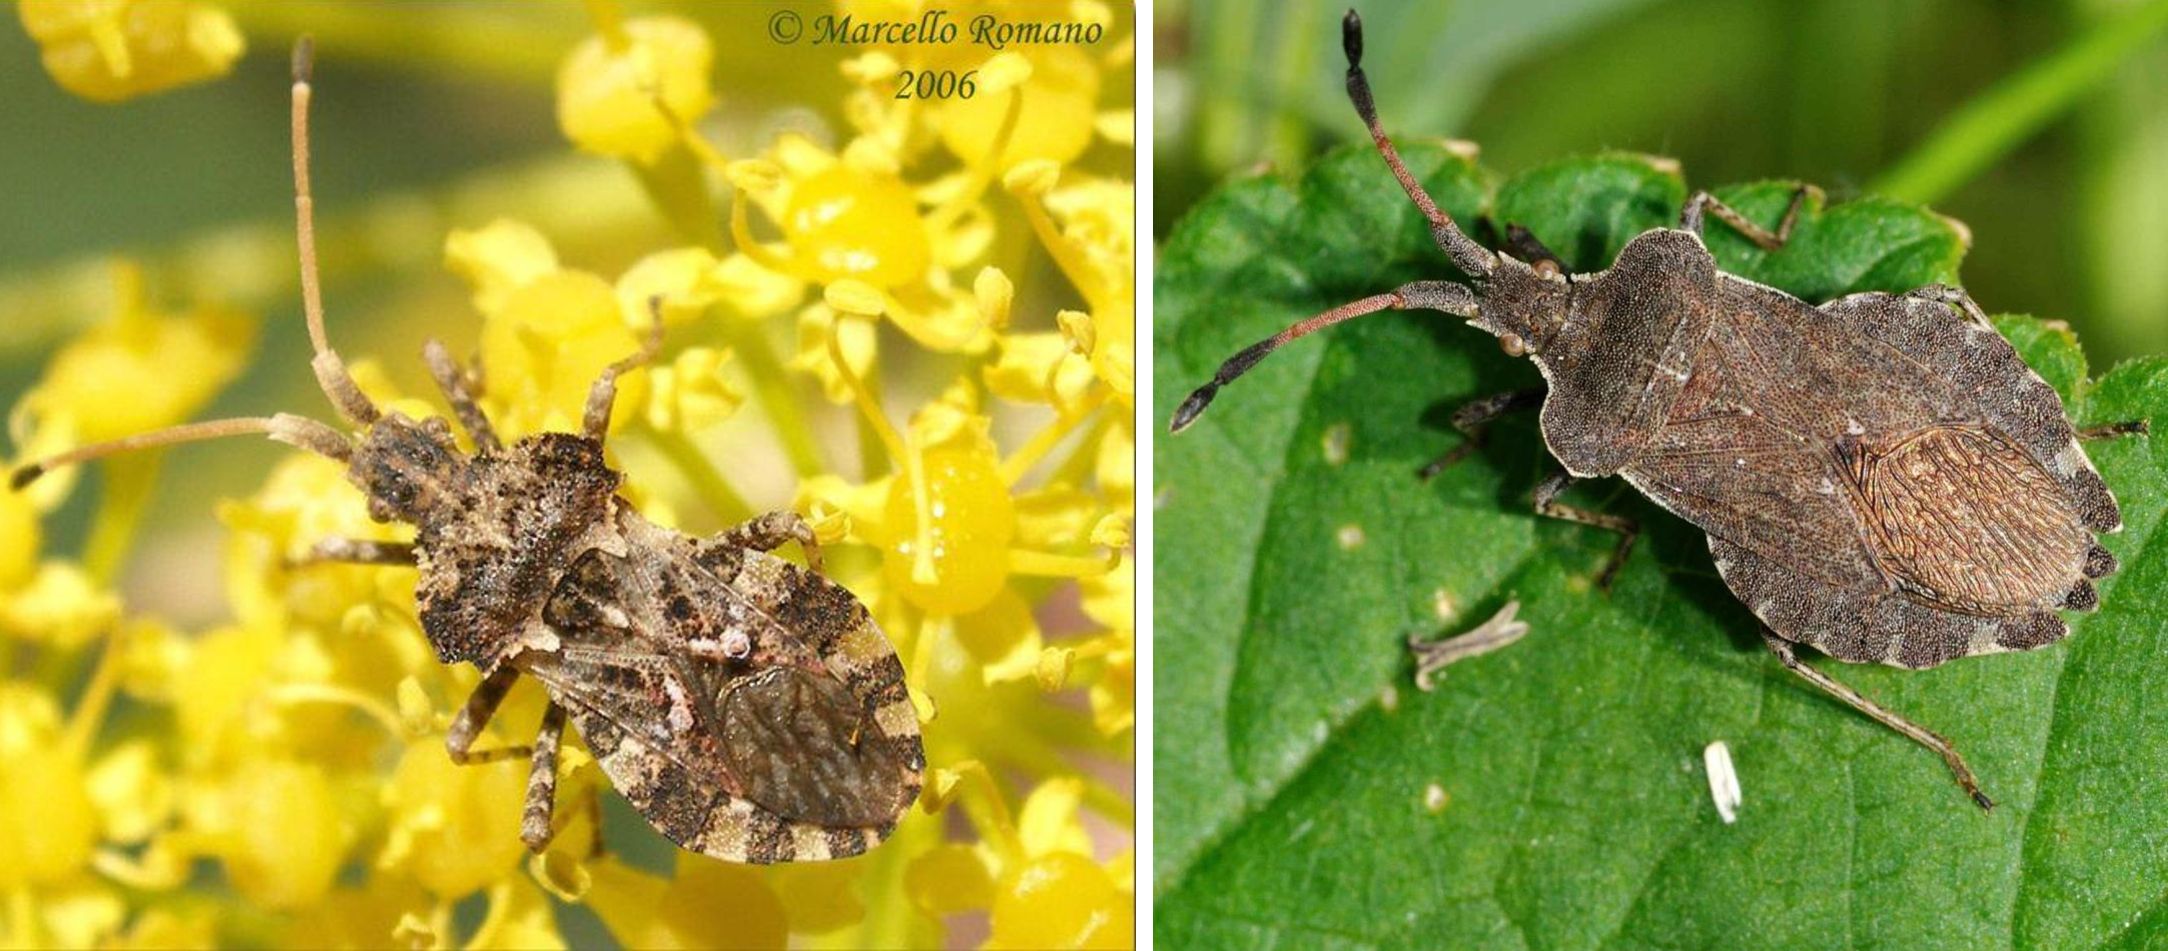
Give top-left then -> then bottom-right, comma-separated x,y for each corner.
9,464 -> 44,492
1342,10 -> 1364,68
1170,386 -> 1217,434
292,36 -> 315,85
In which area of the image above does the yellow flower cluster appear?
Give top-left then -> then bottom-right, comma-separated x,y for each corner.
6,1 -> 1134,947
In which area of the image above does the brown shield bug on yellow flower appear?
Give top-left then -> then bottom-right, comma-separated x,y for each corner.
1170,9 -> 2149,810
12,41 -> 923,863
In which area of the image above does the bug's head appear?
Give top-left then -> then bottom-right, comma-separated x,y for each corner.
1467,253 -> 1571,359
350,412 -> 464,523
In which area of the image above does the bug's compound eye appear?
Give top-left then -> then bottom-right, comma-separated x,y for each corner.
1533,259 -> 1562,280
1499,333 -> 1527,357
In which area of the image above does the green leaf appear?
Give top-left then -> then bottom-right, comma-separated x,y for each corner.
1154,145 -> 2168,948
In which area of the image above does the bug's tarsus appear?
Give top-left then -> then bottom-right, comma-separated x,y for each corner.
445,665 -> 534,764
1680,186 -> 1807,253
9,414 -> 353,491
716,510 -> 826,574
521,703 -> 569,853
583,297 -> 668,440
1170,282 -> 1478,433
424,339 -> 502,452
1418,388 -> 1545,480
1762,629 -> 1994,812
1408,599 -> 1529,692
1532,471 -> 1639,592
1341,9 -> 1496,279
2079,419 -> 2150,441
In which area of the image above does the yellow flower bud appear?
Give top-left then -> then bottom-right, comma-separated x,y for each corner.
23,272 -> 253,444
0,487 -> 41,589
381,742 -> 527,897
791,305 -> 877,406
85,739 -> 173,844
445,219 -> 560,316
905,843 -> 995,916
785,164 -> 931,287
974,267 -> 1014,331
614,246 -> 721,329
0,686 -> 96,888
19,0 -> 244,103
555,16 -> 715,163
0,562 -> 122,649
643,347 -> 742,432
988,851 -> 1131,949
209,757 -> 348,909
940,48 -> 1100,169
480,270 -> 647,435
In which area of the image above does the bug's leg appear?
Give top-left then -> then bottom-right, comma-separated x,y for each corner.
712,510 -> 824,574
2079,420 -> 2150,440
1172,281 -> 1478,432
1503,224 -> 1566,276
520,703 -> 568,852
1408,600 -> 1529,691
1762,629 -> 1993,811
289,537 -> 416,568
1679,185 -> 1809,252
582,780 -> 607,858
581,297 -> 666,442
1418,388 -> 1546,480
1341,11 -> 1497,279
1531,471 -> 1639,592
445,665 -> 533,765
423,339 -> 502,453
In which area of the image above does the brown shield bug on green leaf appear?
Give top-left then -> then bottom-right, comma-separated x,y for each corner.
11,41 -> 923,862
1170,9 -> 2149,810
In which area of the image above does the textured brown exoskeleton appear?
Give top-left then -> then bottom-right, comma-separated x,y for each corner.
1170,10 -> 2148,810
11,42 -> 923,862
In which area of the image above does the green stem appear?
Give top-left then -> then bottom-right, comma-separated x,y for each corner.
645,429 -> 754,525
726,326 -> 826,478
83,454 -> 159,585
1871,0 -> 2168,203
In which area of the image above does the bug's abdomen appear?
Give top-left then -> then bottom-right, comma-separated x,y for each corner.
1839,424 -> 2094,614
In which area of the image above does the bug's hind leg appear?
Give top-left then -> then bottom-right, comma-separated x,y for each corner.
714,510 -> 824,574
1531,471 -> 1638,592
1762,629 -> 1993,811
1680,186 -> 1809,252
423,339 -> 501,452
581,297 -> 666,441
2079,420 -> 2149,440
1419,388 -> 1545,480
446,665 -> 532,765
520,703 -> 568,852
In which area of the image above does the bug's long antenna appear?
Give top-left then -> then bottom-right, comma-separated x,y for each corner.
10,414 -> 354,490
1342,10 -> 1496,279
1170,281 -> 1477,433
291,38 -> 381,427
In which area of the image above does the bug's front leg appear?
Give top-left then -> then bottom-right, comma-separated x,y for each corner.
445,665 -> 532,765
1418,388 -> 1546,480
1762,629 -> 1993,811
712,510 -> 824,574
1531,471 -> 1639,592
520,703 -> 568,852
1680,186 -> 1809,252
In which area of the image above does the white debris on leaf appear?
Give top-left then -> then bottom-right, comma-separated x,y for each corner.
1704,740 -> 1741,824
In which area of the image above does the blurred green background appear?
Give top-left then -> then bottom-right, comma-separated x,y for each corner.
1152,0 -> 2168,364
